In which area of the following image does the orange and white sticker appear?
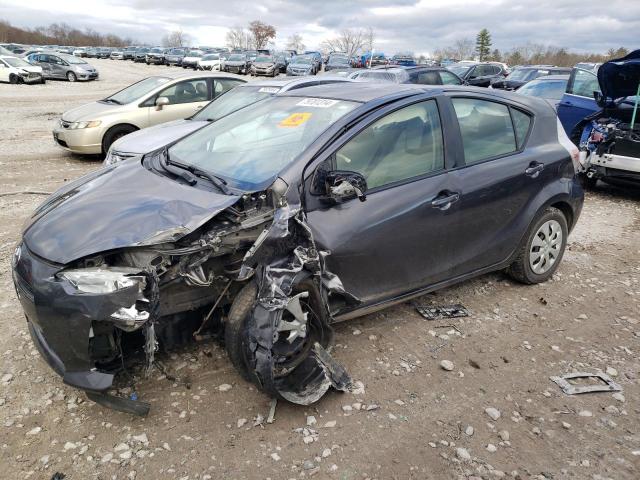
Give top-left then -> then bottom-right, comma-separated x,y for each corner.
278,112 -> 312,127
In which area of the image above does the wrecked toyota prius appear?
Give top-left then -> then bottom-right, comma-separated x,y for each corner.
12,83 -> 584,414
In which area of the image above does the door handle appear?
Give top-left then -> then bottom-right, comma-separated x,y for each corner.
431,191 -> 460,210
525,162 -> 544,177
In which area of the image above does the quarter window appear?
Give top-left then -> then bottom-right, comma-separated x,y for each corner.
439,71 -> 462,85
335,100 -> 444,189
214,79 -> 242,97
511,108 -> 532,149
452,98 -> 517,164
569,69 -> 601,98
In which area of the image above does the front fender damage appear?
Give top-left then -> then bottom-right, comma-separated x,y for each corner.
238,189 -> 359,405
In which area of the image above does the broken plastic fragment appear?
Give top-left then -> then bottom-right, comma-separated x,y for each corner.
550,372 -> 622,395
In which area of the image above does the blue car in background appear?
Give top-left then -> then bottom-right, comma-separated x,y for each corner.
557,67 -> 602,137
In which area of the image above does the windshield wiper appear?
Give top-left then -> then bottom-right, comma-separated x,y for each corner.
103,98 -> 122,105
166,157 -> 232,195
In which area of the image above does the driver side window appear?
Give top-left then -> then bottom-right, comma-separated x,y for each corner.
335,100 -> 444,190
570,69 -> 601,98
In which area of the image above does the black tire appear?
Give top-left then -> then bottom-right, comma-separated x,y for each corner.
506,207 -> 568,285
9,74 -> 18,84
224,281 -> 257,380
67,71 -> 77,82
101,124 -> 137,155
40,78 -> 46,84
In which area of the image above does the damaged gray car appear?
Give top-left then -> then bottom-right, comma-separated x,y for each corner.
12,83 -> 583,414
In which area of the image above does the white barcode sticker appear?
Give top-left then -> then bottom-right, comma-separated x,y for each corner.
296,98 -> 339,108
259,87 -> 281,93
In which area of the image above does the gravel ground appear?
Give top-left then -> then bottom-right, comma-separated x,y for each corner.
1,59 -> 639,480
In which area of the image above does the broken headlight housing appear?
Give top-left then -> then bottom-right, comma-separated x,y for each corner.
58,267 -> 145,294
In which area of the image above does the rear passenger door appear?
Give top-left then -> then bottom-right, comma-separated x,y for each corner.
444,95 -> 541,277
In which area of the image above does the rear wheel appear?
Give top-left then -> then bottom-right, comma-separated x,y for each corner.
101,124 -> 137,155
66,71 -> 77,82
9,74 -> 18,84
506,207 -> 568,284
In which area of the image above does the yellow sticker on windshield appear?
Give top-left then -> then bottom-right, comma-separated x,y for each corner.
279,112 -> 312,127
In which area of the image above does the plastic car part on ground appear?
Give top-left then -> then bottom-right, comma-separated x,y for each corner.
550,372 -> 622,395
415,304 -> 470,320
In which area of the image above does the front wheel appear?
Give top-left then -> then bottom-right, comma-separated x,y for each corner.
67,71 -> 77,82
506,207 -> 568,284
101,125 -> 137,156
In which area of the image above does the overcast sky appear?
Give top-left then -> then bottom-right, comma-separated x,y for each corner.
1,0 -> 637,55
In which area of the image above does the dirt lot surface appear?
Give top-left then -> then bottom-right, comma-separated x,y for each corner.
1,59 -> 640,480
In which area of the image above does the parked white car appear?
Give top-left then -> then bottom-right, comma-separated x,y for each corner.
197,53 -> 222,71
110,50 -> 124,60
0,55 -> 44,84
73,47 -> 87,57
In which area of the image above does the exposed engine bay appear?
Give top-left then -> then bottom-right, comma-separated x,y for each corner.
60,181 -> 356,414
578,117 -> 640,184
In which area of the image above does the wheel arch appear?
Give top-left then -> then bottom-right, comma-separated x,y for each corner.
100,123 -> 140,153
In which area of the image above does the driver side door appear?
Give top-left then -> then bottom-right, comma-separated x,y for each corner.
305,97 -> 461,306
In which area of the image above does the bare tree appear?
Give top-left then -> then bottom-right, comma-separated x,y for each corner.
248,21 -> 276,50
452,38 -> 474,60
162,29 -> 190,48
321,28 -> 369,58
286,33 -> 305,53
225,26 -> 253,50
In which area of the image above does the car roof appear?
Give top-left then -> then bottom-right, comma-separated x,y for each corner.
281,82 -> 429,103
283,82 -> 554,113
528,74 -> 570,81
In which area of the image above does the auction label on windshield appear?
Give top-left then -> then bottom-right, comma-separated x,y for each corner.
296,98 -> 339,108
279,112 -> 312,127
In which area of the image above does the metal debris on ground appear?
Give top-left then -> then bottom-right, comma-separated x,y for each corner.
50,472 -> 66,480
266,398 -> 277,424
550,372 -> 622,395
416,304 -> 469,321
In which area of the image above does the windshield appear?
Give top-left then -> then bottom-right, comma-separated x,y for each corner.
63,55 -> 87,64
506,69 -> 538,82
202,54 -> 219,61
150,48 -> 163,53
4,57 -> 31,68
255,56 -> 273,63
517,78 -> 568,101
354,70 -> 402,83
293,56 -> 313,65
228,54 -> 245,61
106,76 -> 171,104
137,48 -> 149,53
186,51 -> 202,58
448,64 -> 473,76
170,96 -> 358,190
192,85 -> 278,121
329,56 -> 350,65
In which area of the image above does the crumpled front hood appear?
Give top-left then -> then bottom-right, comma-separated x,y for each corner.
598,49 -> 640,101
62,101 -> 118,122
110,119 -> 206,155
23,160 -> 239,264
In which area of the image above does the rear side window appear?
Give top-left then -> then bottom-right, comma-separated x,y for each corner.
335,100 -> 444,189
452,98 -> 517,165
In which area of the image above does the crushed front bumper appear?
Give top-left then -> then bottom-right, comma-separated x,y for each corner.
12,243 -> 144,397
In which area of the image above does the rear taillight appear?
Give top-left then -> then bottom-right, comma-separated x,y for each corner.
557,118 -> 582,172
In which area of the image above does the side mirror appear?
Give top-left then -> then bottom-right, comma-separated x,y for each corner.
594,91 -> 606,107
155,96 -> 170,110
324,170 -> 367,203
